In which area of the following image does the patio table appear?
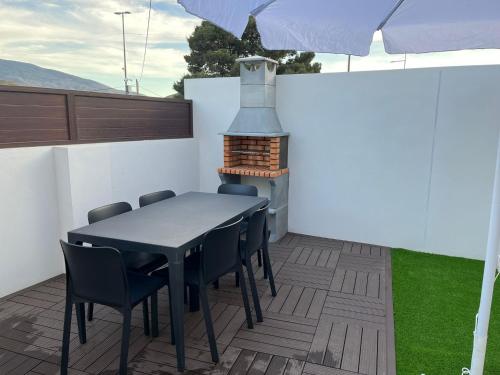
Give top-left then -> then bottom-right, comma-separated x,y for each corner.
67,191 -> 268,371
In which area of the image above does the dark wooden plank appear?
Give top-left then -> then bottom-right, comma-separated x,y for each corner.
280,286 -> 304,315
264,355 -> 288,375
0,352 -> 40,374
330,269 -> 346,292
283,358 -> 304,375
366,273 -> 380,298
316,249 -> 331,268
235,331 -> 310,351
325,250 -> 340,269
293,288 -> 315,317
303,362 -> 358,375
267,284 -> 292,313
324,321 -> 347,368
354,272 -> 368,296
340,325 -> 362,372
242,324 -> 313,343
306,248 -> 322,266
341,270 -> 356,294
307,316 -> 332,364
359,327 -> 378,375
305,291 -> 325,320
247,352 -> 273,375
228,349 -> 257,375
218,308 -> 247,345
230,338 -> 308,361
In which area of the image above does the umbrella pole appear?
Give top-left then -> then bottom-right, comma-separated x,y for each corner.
470,130 -> 500,375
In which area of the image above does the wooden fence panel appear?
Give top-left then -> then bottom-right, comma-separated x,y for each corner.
0,86 -> 193,148
74,95 -> 192,142
0,90 -> 70,148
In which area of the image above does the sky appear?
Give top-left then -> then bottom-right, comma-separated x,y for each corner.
1,0 -> 500,97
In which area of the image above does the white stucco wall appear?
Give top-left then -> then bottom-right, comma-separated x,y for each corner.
54,139 -> 200,236
185,65 -> 500,260
0,146 -> 63,297
0,138 -> 199,297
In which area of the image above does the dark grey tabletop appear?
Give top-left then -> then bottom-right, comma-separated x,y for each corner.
68,191 -> 268,254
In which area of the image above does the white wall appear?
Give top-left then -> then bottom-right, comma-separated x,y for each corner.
186,65 -> 500,260
55,139 -> 199,235
0,138 -> 199,297
0,146 -> 62,297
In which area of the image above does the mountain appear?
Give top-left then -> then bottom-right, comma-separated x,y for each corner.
0,59 -> 121,94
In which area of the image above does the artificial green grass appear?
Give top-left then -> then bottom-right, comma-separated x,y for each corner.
392,249 -> 500,375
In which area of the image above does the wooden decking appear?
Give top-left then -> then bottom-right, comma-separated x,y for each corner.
0,233 -> 396,375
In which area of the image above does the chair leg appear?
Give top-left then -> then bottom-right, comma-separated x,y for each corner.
60,294 -> 73,375
263,248 -> 268,279
87,302 -> 94,321
257,249 -> 263,267
213,279 -> 219,289
245,255 -> 263,322
167,291 -> 175,344
235,271 -> 240,287
75,303 -> 86,344
199,285 -> 219,363
119,309 -> 132,375
189,285 -> 200,312
151,292 -> 159,338
238,263 -> 253,329
142,299 -> 150,336
263,241 -> 277,297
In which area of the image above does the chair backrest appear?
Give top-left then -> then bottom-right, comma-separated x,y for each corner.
139,189 -> 176,207
217,183 -> 258,197
88,202 -> 132,224
60,240 -> 128,307
246,203 -> 270,254
200,217 -> 243,283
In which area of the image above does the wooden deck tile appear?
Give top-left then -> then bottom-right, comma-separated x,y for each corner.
0,233 -> 395,375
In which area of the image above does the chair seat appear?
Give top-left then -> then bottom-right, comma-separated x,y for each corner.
127,272 -> 168,306
123,252 -> 167,274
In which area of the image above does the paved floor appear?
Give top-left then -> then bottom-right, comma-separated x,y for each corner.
0,233 -> 395,374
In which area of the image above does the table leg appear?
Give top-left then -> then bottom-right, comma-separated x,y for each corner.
168,257 -> 185,371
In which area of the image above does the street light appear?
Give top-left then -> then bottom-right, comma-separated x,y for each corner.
115,11 -> 131,94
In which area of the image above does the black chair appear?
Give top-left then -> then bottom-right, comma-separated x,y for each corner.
238,203 -> 277,323
152,217 -> 253,363
217,183 -> 258,197
216,183 -> 264,281
139,189 -> 176,207
59,240 -> 167,375
86,202 -> 167,321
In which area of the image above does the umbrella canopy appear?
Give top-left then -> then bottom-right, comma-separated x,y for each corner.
178,0 -> 500,56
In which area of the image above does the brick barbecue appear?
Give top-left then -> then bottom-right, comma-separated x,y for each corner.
218,56 -> 289,241
220,135 -> 288,178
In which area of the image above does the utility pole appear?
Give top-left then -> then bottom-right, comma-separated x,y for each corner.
115,11 -> 131,94
347,55 -> 351,72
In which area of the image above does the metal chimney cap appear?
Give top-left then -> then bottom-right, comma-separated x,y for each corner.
236,55 -> 278,65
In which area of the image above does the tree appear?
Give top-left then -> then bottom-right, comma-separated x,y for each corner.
173,18 -> 321,96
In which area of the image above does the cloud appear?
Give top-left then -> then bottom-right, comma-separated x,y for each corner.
0,0 -> 200,95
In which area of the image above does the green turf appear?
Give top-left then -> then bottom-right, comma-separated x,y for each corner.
391,249 -> 500,375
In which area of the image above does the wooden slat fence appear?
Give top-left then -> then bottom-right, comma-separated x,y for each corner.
0,85 -> 193,148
